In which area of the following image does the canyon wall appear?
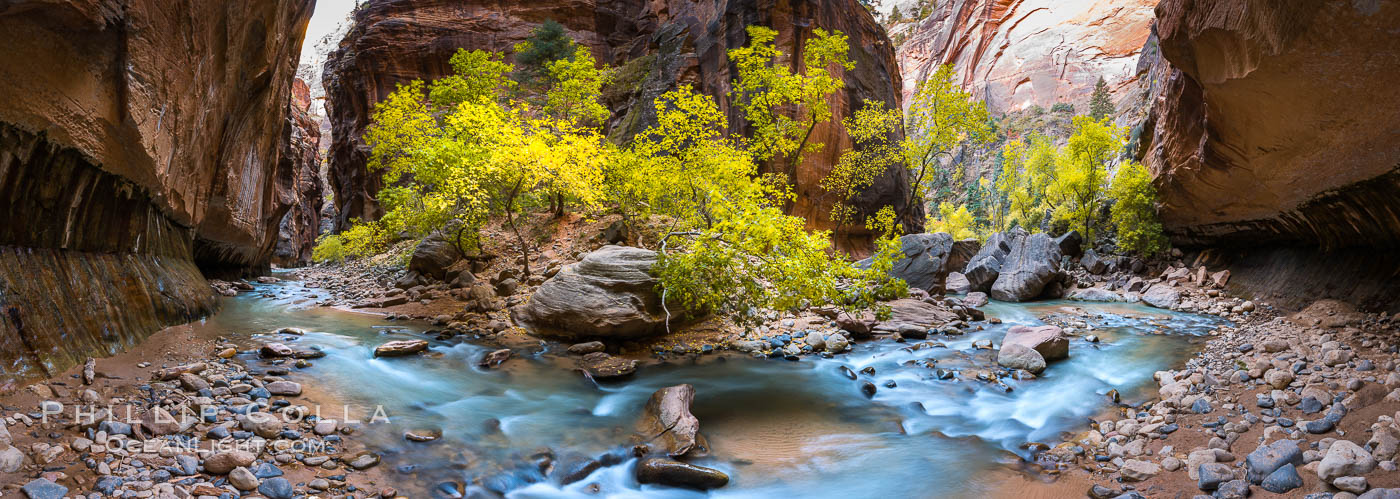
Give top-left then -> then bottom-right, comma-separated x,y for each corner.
323,0 -> 919,239
1135,0 -> 1400,311
273,79 -> 326,267
0,0 -> 315,390
893,0 -> 1157,114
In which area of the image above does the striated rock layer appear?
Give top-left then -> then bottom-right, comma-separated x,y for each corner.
0,0 -> 314,389
894,0 -> 1157,113
1132,0 -> 1400,312
324,0 -> 920,240
1139,0 -> 1400,249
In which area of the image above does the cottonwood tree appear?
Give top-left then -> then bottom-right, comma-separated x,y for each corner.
901,64 -> 993,221
823,99 -> 902,235
729,26 -> 854,195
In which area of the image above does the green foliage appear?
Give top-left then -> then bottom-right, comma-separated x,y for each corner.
322,24 -> 911,328
1050,102 -> 1074,114
312,222 -> 388,262
612,85 -> 905,326
903,64 -> 993,216
429,49 -> 516,107
513,20 -> 574,84
729,26 -> 854,178
889,6 -> 903,22
1044,116 -> 1124,240
824,99 -> 901,230
1089,76 -> 1113,121
1108,159 -> 1167,255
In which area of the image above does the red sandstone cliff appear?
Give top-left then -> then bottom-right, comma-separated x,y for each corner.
323,0 -> 919,239
0,0 -> 315,389
274,78 -> 326,267
1138,0 -> 1400,250
893,0 -> 1157,114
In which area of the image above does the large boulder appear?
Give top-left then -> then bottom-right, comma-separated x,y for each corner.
1317,439 -> 1376,483
963,229 -> 1024,292
1054,231 -> 1083,258
1141,284 -> 1183,309
636,384 -> 707,458
945,272 -> 971,294
1081,249 -> 1108,274
1003,325 -> 1069,360
949,238 -> 982,275
989,233 -> 1064,302
511,246 -> 683,339
408,232 -> 460,280
860,233 -> 955,293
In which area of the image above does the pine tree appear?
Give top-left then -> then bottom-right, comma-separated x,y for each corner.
1089,76 -> 1113,121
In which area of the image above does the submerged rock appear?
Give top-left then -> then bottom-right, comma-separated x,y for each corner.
637,384 -> 707,458
579,352 -> 637,379
511,246 -> 686,338
634,457 -> 729,490
478,349 -> 512,368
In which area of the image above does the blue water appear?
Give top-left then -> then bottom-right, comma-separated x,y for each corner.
206,277 -> 1224,498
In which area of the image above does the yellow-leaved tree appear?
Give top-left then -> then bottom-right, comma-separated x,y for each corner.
315,47 -> 611,276
1043,116 -> 1123,239
1108,159 -> 1167,255
902,64 -> 993,219
823,99 -> 901,234
729,25 -> 854,190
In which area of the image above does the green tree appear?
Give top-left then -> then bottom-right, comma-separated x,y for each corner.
927,202 -> 978,240
615,86 -> 906,326
729,26 -> 854,190
1089,76 -> 1113,121
902,64 -> 993,220
1108,159 -> 1167,255
513,20 -> 574,86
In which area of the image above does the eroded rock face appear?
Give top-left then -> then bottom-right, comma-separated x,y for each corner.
272,78 -> 326,267
1139,0 -> 1400,249
863,232 -> 961,293
0,0 -> 314,390
324,0 -> 920,241
895,0 -> 1157,113
989,232 -> 1063,302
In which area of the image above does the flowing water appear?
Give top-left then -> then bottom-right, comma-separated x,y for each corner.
205,276 -> 1225,498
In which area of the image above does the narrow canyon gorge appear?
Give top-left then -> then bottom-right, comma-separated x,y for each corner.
0,0 -> 1397,498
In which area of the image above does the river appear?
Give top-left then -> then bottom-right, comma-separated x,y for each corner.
202,275 -> 1224,498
